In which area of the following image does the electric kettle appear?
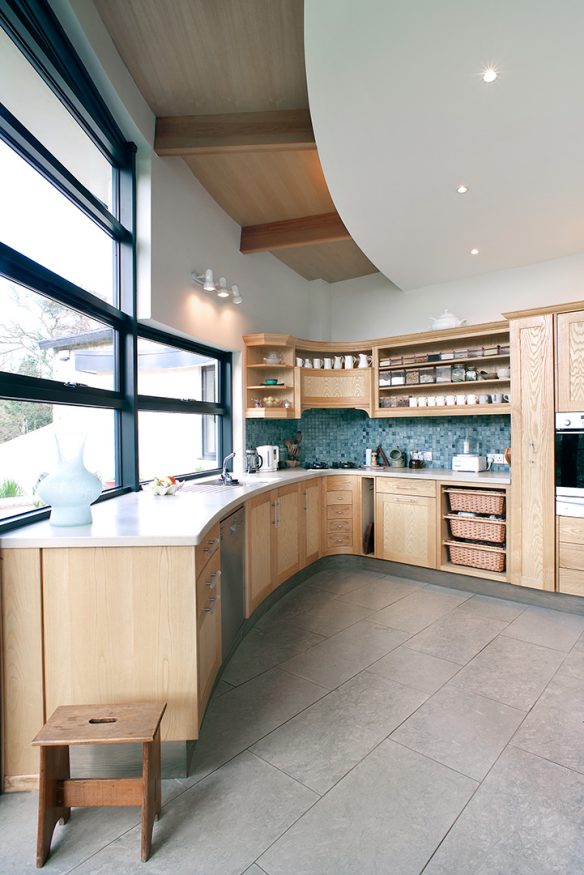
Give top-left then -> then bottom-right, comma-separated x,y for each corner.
245,449 -> 263,474
257,445 -> 279,472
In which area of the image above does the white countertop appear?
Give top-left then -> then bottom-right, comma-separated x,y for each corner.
0,467 -> 510,549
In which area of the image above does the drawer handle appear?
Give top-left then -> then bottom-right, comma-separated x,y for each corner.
335,510 -> 344,515
394,498 -> 416,504
203,537 -> 219,554
203,604 -> 216,614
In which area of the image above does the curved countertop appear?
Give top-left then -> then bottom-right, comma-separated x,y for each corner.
0,467 -> 510,549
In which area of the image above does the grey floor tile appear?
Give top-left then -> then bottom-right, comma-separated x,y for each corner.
243,866 -> 268,875
288,597 -> 373,637
391,685 -> 525,781
511,669 -> 584,774
338,575 -> 425,610
425,746 -> 584,874
73,751 -> 317,875
260,585 -> 337,628
556,647 -> 584,680
213,679 -> 236,697
251,670 -> 426,794
222,618 -> 324,686
449,635 -> 564,710
572,628 -> 584,652
189,668 -> 327,782
305,568 -> 379,596
501,604 -> 584,652
258,739 -> 476,875
280,620 -> 409,689
373,588 -> 470,634
367,644 -> 461,694
451,593 -> 526,624
406,613 -> 508,664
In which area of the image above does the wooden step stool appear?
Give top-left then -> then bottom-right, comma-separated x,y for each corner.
32,702 -> 166,867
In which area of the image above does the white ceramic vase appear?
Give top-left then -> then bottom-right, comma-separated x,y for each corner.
38,433 -> 102,526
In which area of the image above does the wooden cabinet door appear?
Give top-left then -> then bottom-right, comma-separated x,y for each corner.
375,493 -> 437,568
245,489 -> 276,616
197,591 -> 221,721
273,483 -> 301,586
556,310 -> 584,411
509,314 -> 555,589
300,478 -> 321,567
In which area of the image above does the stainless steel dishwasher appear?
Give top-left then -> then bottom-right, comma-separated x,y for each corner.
219,506 -> 245,660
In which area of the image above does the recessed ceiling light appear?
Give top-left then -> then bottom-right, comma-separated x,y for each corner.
482,67 -> 498,83
457,185 -> 469,194
470,248 -> 479,255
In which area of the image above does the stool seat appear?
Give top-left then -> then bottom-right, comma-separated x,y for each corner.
33,702 -> 166,867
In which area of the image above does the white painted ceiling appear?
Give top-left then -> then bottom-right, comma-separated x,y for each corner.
305,0 -> 584,290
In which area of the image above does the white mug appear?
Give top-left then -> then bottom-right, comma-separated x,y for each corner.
466,394 -> 477,405
436,395 -> 446,406
344,354 -> 356,369
492,393 -> 503,403
313,358 -> 322,369
456,394 -> 466,405
427,396 -> 437,407
358,353 -> 371,368
295,357 -> 303,367
503,393 -> 511,403
333,356 -> 343,369
479,394 -> 490,404
304,358 -> 313,368
323,357 -> 332,369
445,395 -> 456,406
409,396 -> 418,407
418,396 -> 427,407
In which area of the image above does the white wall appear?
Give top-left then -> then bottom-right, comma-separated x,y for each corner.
328,253 -> 584,340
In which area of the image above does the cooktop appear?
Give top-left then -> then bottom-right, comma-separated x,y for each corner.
303,461 -> 360,470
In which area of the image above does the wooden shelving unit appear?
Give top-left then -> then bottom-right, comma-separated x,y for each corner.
243,334 -> 299,418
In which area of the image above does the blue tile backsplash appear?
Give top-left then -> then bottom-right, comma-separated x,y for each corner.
246,409 -> 511,470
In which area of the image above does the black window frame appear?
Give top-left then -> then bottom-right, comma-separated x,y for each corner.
0,0 -> 231,533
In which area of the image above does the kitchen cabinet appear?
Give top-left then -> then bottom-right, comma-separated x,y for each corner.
243,333 -> 298,418
246,488 -> 276,615
556,310 -> 584,411
299,368 -> 373,416
375,478 -> 437,568
557,516 -> 584,596
300,478 -> 321,567
507,313 -> 555,590
323,476 -> 357,554
197,550 -> 222,717
273,483 -> 301,586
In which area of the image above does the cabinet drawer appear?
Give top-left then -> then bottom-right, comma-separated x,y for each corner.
197,550 -> 221,614
559,540 -> 584,571
326,476 -> 354,492
558,568 -> 584,597
327,532 -> 353,549
326,504 -> 352,519
376,477 -> 436,498
558,516 -> 584,544
326,490 -> 353,506
196,523 -> 221,573
327,518 -> 352,533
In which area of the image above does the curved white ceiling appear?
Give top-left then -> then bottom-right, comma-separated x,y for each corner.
305,0 -> 584,290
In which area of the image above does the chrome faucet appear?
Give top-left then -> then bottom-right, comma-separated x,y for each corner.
220,452 -> 236,484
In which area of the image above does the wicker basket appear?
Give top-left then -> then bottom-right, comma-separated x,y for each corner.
446,541 -> 506,573
446,515 -> 506,544
446,489 -> 506,516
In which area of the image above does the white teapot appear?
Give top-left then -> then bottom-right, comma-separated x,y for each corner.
429,309 -> 467,330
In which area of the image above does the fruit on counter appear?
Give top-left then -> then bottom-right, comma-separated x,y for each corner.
153,475 -> 177,487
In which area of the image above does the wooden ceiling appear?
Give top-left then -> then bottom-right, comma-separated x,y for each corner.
95,0 -> 377,283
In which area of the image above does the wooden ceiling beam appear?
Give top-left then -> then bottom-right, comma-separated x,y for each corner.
155,109 -> 315,156
240,211 -> 351,253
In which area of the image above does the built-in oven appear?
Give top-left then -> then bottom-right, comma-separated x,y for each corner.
556,412 -> 584,516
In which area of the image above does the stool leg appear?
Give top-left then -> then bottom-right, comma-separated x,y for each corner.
141,740 -> 156,862
36,745 -> 70,868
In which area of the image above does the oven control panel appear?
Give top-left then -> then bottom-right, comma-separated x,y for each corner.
556,412 -> 584,430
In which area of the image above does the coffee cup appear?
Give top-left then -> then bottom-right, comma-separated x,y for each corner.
304,358 -> 313,368
323,357 -> 332,369
427,396 -> 437,407
436,395 -> 445,406
503,393 -> 511,403
409,396 -> 418,407
496,367 -> 511,380
295,357 -> 303,367
479,394 -> 490,404
418,396 -> 427,407
456,394 -> 466,405
445,395 -> 456,406
313,358 -> 322,369
466,393 -> 477,405
492,393 -> 503,403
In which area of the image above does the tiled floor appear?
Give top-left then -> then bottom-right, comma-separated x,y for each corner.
3,567 -> 584,873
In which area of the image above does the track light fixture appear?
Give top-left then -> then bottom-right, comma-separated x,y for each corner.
191,269 -> 243,304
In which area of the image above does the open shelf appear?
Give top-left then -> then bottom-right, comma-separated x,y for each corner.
376,404 -> 511,417
378,379 -> 510,392
439,484 -> 509,583
378,353 -> 511,372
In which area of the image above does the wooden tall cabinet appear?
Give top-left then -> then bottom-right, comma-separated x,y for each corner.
507,313 -> 555,590
273,483 -> 301,585
300,478 -> 321,567
556,310 -> 584,411
246,489 -> 276,615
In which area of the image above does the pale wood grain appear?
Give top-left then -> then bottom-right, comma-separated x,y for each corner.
42,547 -> 198,741
274,239 -> 377,283
375,493 -> 437,569
556,311 -> 584,411
273,484 -> 301,586
1,549 -> 43,787
558,516 -> 584,543
558,568 -> 584,596
197,575 -> 221,721
301,480 -> 321,567
376,478 -> 437,498
245,491 -> 275,615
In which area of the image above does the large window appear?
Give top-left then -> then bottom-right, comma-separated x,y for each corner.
0,1 -> 231,530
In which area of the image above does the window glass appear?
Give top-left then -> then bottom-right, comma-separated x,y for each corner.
0,278 -> 116,389
0,402 -> 116,520
137,337 -> 218,401
0,27 -> 113,210
0,140 -> 115,303
138,411 -> 218,481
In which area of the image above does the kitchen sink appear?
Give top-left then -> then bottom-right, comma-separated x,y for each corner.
181,479 -> 270,494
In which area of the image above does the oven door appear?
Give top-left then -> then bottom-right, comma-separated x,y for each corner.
556,429 -> 584,515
